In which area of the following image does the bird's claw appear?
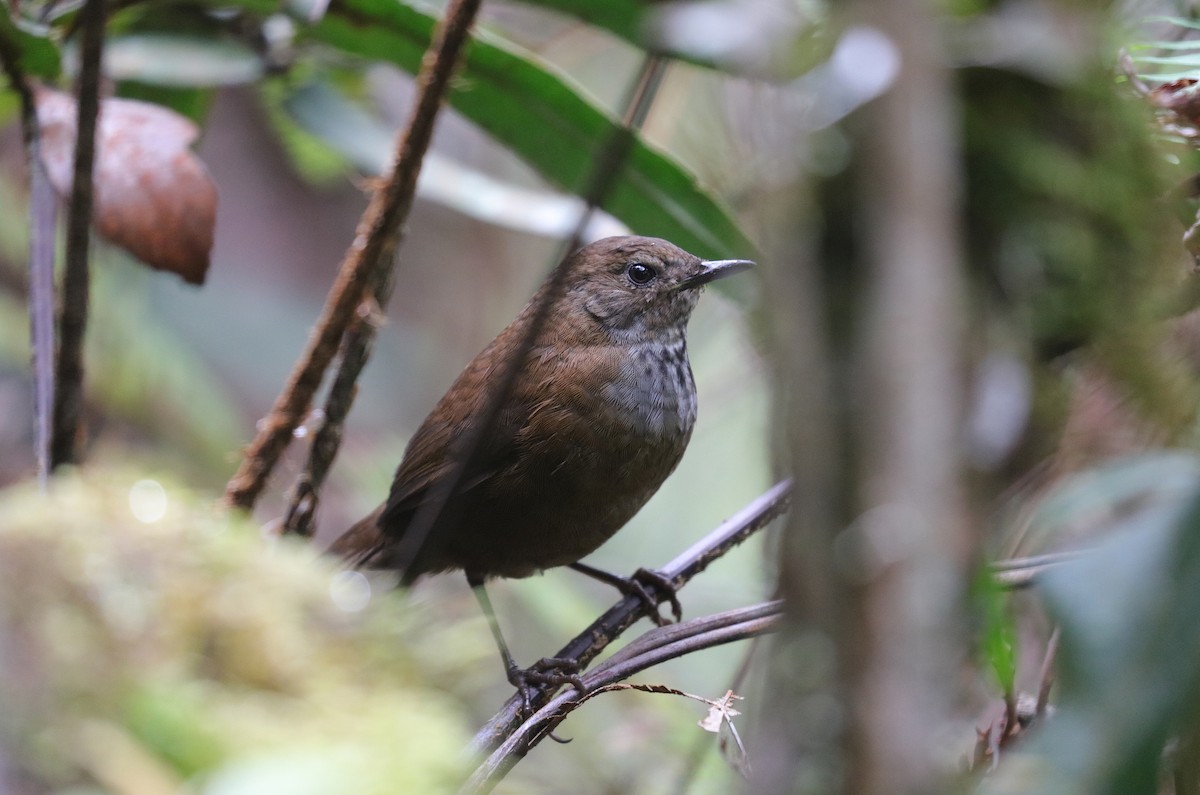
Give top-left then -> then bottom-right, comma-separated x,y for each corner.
567,562 -> 684,626
507,657 -> 585,718
629,568 -> 683,626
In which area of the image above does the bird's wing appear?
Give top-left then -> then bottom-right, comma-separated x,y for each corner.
349,339 -> 621,576
366,346 -> 524,572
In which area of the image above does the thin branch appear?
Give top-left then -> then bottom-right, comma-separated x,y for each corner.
0,19 -> 56,486
990,551 -> 1083,571
990,551 -> 1084,590
461,601 -> 783,795
282,248 -> 396,537
391,54 -> 669,579
668,630 -> 765,795
1036,627 -> 1060,716
50,0 -> 104,468
1001,684 -> 1017,744
223,0 -> 483,510
27,180 -> 56,485
468,479 -> 791,755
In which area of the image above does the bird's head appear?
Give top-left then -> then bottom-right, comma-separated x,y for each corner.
554,236 -> 753,343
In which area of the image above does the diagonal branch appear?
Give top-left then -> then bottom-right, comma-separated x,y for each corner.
468,479 -> 791,754
223,0 -> 483,510
462,600 -> 784,795
281,251 -> 396,537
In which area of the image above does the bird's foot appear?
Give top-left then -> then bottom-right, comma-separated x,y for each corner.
629,568 -> 683,626
568,563 -> 683,626
507,657 -> 585,719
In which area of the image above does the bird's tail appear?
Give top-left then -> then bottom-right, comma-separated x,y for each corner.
326,504 -> 388,568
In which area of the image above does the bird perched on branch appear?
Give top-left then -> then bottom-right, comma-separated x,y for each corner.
329,235 -> 753,705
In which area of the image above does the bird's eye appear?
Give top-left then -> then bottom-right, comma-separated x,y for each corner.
626,262 -> 657,285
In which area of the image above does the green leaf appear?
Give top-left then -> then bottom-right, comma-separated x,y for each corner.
1130,54 -> 1200,68
1128,39 -> 1200,51
279,79 -> 393,175
0,4 -> 61,79
303,0 -> 757,261
976,570 -> 1016,693
1135,71 -> 1200,84
116,81 -> 216,124
260,78 -> 359,183
280,78 -> 636,238
515,0 -> 644,46
102,34 -> 265,86
498,1 -> 831,77
1142,15 -> 1200,32
1017,453 -> 1200,554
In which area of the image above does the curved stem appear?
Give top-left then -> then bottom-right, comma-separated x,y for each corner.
462,601 -> 783,795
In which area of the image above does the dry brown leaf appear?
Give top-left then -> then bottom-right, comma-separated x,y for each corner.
699,689 -> 742,732
36,87 -> 216,284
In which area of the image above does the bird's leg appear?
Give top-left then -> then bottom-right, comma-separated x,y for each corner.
467,574 -> 584,717
568,562 -> 683,626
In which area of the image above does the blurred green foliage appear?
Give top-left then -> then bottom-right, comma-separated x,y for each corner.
0,471 -> 481,793
981,454 -> 1200,795
962,65 -> 1175,355
0,1 -> 60,79
976,569 -> 1018,697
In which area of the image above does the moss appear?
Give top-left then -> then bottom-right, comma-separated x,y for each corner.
0,471 -> 479,794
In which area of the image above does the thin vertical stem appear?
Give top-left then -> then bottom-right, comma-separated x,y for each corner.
29,164 -> 56,484
0,21 -> 56,485
51,0 -> 105,467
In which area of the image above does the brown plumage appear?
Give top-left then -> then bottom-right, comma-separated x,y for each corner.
330,235 -> 752,588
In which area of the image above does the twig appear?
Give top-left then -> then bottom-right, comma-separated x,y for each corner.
1001,685 -> 1017,744
391,54 -> 669,579
990,551 -> 1084,590
0,18 -> 56,486
1036,626 -> 1060,716
989,551 -> 1083,571
223,0 -> 483,510
670,630 -> 765,794
461,601 -> 783,795
468,479 -> 791,755
1118,50 -> 1152,98
50,0 -> 104,468
282,247 -> 396,537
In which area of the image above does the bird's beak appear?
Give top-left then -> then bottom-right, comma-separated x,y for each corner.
679,258 -> 755,290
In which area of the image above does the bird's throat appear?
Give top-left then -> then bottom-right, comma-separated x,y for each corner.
601,338 -> 697,438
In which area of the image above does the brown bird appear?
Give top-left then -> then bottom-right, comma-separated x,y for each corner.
330,235 -> 752,702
